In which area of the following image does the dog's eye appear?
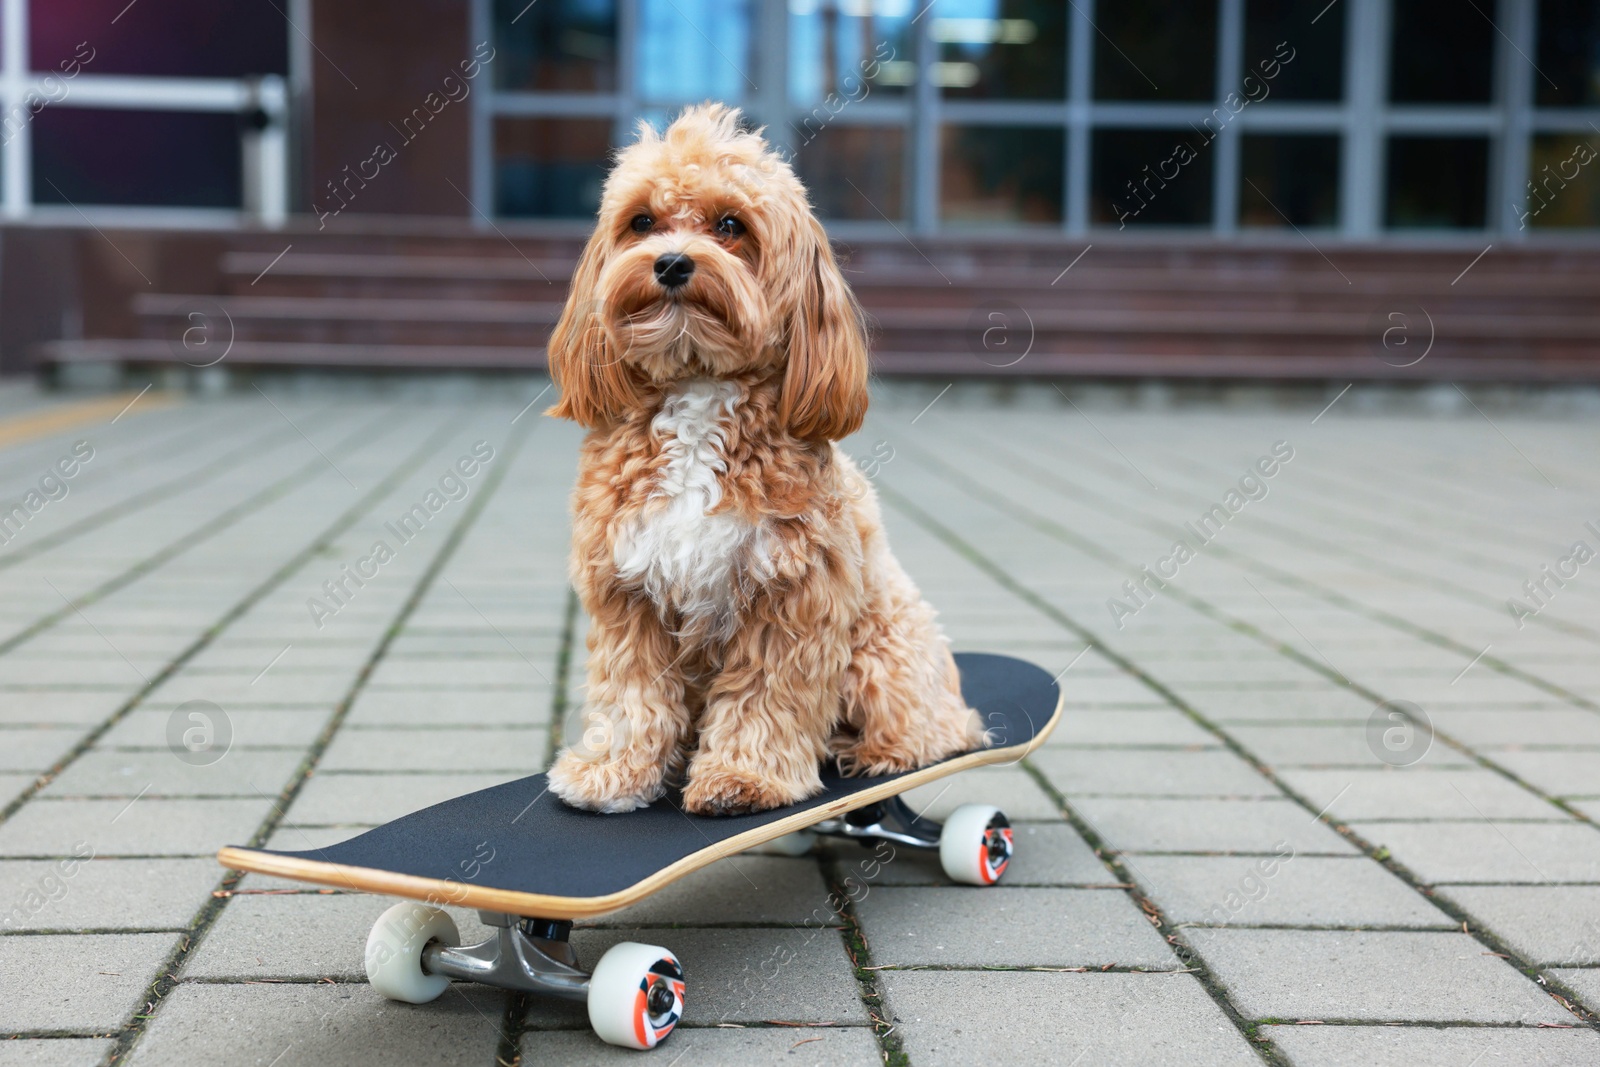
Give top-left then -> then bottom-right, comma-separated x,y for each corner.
714,216 -> 745,239
630,215 -> 654,234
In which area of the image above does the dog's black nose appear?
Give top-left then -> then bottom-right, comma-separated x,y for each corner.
654,253 -> 695,289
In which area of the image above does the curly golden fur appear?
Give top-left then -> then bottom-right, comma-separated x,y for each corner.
544,103 -> 986,815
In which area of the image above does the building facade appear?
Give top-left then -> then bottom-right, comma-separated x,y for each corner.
1,0 -> 1597,239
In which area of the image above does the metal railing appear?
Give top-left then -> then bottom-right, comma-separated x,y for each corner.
0,0 -> 288,226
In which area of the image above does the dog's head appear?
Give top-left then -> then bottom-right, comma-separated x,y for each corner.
547,103 -> 867,440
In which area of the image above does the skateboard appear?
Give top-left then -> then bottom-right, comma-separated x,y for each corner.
217,652 -> 1060,1050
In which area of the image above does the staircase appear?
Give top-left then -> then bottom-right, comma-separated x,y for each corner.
36,225 -> 1600,382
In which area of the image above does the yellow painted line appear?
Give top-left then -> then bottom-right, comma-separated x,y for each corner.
0,391 -> 179,451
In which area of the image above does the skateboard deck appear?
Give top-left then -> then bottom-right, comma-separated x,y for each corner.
217,652 -> 1060,920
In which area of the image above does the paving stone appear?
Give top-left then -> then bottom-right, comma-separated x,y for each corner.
0,692 -> 125,727
1275,767 -> 1560,821
0,1039 -> 116,1066
1434,886 -> 1600,965
898,766 -> 1061,821
859,822 -> 1111,886
1348,821 -> 1600,884
0,729 -> 82,773
143,671 -> 351,707
1129,854 -> 1450,929
282,772 -> 519,825
185,893 -> 493,979
343,687 -> 551,726
317,727 -> 547,773
99,709 -> 330,750
1490,750 -> 1600,797
880,970 -> 1258,1066
0,932 -> 175,1031
520,1026 -> 882,1065
593,855 -> 834,927
1033,747 -> 1279,797
39,749 -> 304,799
1432,708 -> 1600,747
0,772 -> 34,806
1071,797 -> 1359,855
1227,724 -> 1474,768
1199,929 -> 1572,1023
0,858 -> 220,931
1044,708 -> 1218,746
1194,691 -> 1378,723
1263,1023 -> 1600,1065
123,981 -> 504,1067
856,887 -> 1175,968
364,659 -> 550,688
1547,967 -> 1600,1009
523,927 -> 869,1027
0,798 -> 271,857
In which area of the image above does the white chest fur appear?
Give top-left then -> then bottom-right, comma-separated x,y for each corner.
613,380 -> 765,627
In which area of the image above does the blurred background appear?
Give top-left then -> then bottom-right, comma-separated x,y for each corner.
0,0 -> 1596,388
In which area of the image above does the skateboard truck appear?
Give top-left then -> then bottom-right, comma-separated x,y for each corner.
813,795 -> 943,849
419,912 -> 589,1002
754,795 -> 1015,888
365,902 -> 685,1050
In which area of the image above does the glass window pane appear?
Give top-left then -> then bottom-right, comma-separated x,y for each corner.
33,109 -> 241,208
493,0 -> 618,93
1389,0 -> 1493,103
1385,135 -> 1489,228
934,0 -> 1067,100
941,125 -> 1063,224
495,117 -> 612,218
1094,1 -> 1218,102
789,1 -> 914,106
1244,0 -> 1344,101
1240,134 -> 1341,227
1091,128 -> 1212,226
31,0 -> 286,77
1536,0 -> 1600,107
637,0 -> 753,104
797,125 -> 905,221
1525,133 -> 1600,228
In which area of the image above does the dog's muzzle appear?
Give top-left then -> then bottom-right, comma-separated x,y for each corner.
653,253 -> 695,290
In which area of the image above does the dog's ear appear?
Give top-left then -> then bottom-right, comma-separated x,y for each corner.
780,215 -> 868,441
547,225 -> 640,428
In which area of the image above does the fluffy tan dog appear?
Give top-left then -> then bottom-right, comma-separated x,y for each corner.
544,103 -> 986,816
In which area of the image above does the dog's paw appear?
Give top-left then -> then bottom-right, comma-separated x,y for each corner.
831,741 -> 924,778
547,750 -> 663,814
682,766 -> 803,816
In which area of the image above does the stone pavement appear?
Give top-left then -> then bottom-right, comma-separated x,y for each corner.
0,379 -> 1597,1066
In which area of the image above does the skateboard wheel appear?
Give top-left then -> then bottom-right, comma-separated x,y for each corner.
364,902 -> 460,1004
587,941 -> 685,1050
939,804 -> 1013,886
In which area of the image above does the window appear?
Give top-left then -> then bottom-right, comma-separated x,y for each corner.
942,124 -> 1064,224
1240,134 -> 1341,228
1092,129 -> 1211,227
935,1 -> 1067,100
479,0 -> 1600,234
494,118 -> 611,218
1095,1 -> 1218,102
798,125 -> 907,222
1388,0 -> 1494,103
1386,136 -> 1489,228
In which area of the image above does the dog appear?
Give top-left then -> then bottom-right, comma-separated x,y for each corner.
544,103 -> 986,816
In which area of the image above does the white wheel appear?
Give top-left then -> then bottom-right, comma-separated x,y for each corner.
587,941 -> 685,1050
743,831 -> 815,857
364,902 -> 459,1004
939,804 -> 1014,886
